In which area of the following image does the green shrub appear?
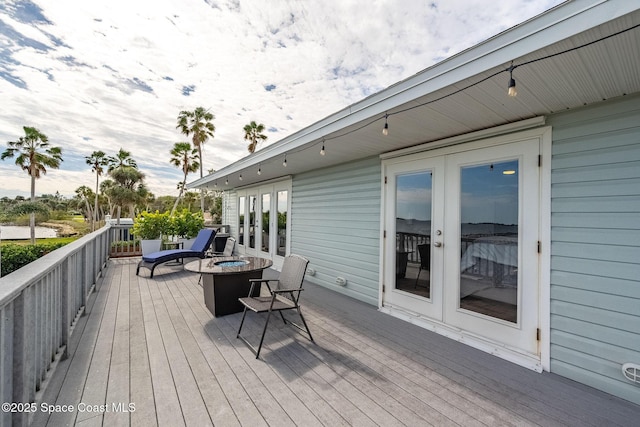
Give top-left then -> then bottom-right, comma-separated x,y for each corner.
0,242 -> 68,277
171,209 -> 204,239
132,211 -> 171,240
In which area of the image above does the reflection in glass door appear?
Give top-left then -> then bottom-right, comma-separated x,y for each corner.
395,171 -> 432,298
260,193 -> 271,254
248,195 -> 256,250
277,191 -> 288,256
238,196 -> 246,246
459,160 -> 519,323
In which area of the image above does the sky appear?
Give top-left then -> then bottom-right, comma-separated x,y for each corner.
0,0 -> 564,200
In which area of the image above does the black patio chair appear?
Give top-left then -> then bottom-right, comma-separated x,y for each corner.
136,228 -> 216,278
415,243 -> 431,288
236,254 -> 313,358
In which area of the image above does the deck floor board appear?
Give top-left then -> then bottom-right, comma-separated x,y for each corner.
36,258 -> 640,427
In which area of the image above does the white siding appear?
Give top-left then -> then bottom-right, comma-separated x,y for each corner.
549,94 -> 640,404
291,157 -> 381,305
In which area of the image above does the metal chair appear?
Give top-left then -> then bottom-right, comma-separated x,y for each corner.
211,236 -> 236,257
236,254 -> 313,358
414,243 -> 431,288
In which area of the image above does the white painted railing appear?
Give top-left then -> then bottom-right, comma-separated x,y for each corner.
0,225 -> 112,427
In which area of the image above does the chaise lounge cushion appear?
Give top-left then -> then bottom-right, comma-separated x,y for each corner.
136,228 -> 216,278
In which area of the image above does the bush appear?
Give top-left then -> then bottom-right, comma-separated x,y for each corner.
132,211 -> 171,240
171,209 -> 204,239
0,242 -> 68,276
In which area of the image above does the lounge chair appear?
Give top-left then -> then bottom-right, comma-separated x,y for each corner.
136,228 -> 216,278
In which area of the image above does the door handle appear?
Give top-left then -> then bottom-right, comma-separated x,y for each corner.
434,242 -> 442,247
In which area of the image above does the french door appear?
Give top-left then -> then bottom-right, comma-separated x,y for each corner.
383,136 -> 541,360
238,181 -> 290,267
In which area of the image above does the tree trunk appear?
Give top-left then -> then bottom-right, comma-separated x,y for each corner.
198,145 -> 205,213
93,172 -> 99,232
30,175 -> 36,244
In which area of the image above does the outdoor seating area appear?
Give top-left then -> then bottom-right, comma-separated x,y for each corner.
31,257 -> 640,426
136,228 -> 216,278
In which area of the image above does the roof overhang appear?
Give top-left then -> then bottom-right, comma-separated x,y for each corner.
190,0 -> 640,192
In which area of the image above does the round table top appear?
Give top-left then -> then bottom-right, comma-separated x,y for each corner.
185,256 -> 273,275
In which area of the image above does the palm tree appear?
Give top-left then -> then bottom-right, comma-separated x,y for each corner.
85,150 -> 108,231
106,149 -> 144,220
107,148 -> 137,172
176,107 -> 215,212
169,142 -> 199,215
1,126 -> 63,243
243,121 -> 268,153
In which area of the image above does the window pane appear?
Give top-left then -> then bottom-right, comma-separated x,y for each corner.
238,196 -> 245,245
277,191 -> 288,256
459,160 -> 518,323
249,195 -> 256,249
395,171 -> 432,298
261,193 -> 270,252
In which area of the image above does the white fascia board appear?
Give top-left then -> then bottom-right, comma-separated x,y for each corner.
191,0 -> 638,188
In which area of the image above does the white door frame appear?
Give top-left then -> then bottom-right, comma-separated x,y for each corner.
380,126 -> 552,372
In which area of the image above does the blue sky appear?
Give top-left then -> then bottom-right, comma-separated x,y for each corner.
0,0 -> 563,199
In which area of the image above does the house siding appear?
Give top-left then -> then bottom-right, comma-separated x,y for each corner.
548,94 -> 640,404
290,157 -> 381,305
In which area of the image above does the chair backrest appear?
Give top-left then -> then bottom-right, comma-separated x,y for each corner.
222,237 -> 236,256
277,254 -> 309,290
191,228 -> 216,253
417,244 -> 430,269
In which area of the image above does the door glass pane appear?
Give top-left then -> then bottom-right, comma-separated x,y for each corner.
459,160 -> 518,323
238,196 -> 245,245
277,191 -> 288,256
395,171 -> 432,298
249,195 -> 256,249
261,193 -> 270,252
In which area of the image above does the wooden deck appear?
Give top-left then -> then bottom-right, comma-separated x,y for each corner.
33,258 -> 639,426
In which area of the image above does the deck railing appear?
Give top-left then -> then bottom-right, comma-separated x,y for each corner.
0,225 -> 112,426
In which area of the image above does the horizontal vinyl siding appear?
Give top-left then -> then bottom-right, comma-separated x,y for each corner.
549,94 -> 640,405
291,157 -> 381,305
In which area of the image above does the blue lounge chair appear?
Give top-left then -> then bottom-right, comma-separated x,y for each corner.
136,228 -> 216,278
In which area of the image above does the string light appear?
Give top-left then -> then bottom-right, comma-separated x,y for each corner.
239,174 -> 243,181
508,62 -> 517,97
257,166 -> 262,175
212,24 -> 639,182
225,178 -> 228,185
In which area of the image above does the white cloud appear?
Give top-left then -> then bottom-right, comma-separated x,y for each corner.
0,0 -> 564,199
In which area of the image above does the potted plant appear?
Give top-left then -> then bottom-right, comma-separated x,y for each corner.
170,209 -> 205,249
132,211 -> 171,255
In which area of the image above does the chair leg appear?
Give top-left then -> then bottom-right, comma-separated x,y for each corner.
236,306 -> 249,338
296,308 -> 314,342
414,268 -> 422,288
256,310 -> 275,359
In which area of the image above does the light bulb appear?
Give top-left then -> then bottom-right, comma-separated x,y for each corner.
257,168 -> 262,175
225,179 -> 228,185
283,157 -> 287,167
239,174 -> 243,181
320,144 -> 325,156
382,121 -> 389,136
508,78 -> 517,97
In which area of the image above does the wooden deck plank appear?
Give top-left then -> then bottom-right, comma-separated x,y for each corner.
35,259 -> 118,427
36,259 -> 640,427
137,272 -> 185,426
128,260 -> 158,427
104,260 -> 134,427
172,269 -> 298,427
